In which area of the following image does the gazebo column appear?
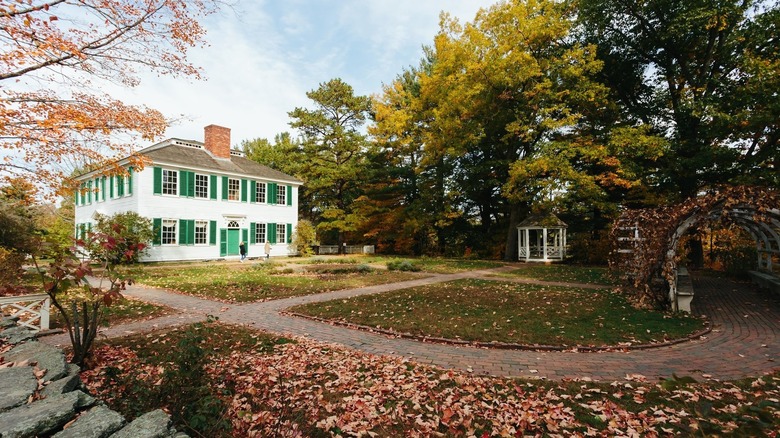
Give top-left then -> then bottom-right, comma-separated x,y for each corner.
542,228 -> 548,261
524,229 -> 530,262
562,228 -> 567,259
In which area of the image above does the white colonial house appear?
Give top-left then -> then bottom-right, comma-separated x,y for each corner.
73,125 -> 301,262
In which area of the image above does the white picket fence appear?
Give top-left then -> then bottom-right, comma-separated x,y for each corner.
0,293 -> 51,331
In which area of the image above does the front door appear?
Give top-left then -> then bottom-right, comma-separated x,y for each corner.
227,229 -> 240,256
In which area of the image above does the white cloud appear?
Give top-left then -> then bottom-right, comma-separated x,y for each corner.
113,0 -> 496,147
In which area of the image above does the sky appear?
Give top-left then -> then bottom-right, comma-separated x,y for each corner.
113,0 -> 498,149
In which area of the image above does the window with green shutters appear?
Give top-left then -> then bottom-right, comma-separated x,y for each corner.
153,167 -> 162,194
178,219 -> 195,245
268,183 -> 277,205
152,218 -> 162,245
268,222 -> 277,244
221,176 -> 228,200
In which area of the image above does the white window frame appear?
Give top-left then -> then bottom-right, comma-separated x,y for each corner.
255,182 -> 266,203
161,219 -> 177,245
194,220 -> 208,245
255,223 -> 266,243
228,178 -> 240,201
162,169 -> 177,196
276,223 -> 286,244
276,185 -> 286,205
195,174 -> 209,199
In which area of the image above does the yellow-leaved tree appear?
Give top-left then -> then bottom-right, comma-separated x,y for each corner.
0,0 -> 218,198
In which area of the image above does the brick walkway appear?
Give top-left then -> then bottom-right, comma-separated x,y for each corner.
42,268 -> 780,381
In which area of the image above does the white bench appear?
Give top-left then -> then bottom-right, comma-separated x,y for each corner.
676,267 -> 694,313
0,293 -> 51,331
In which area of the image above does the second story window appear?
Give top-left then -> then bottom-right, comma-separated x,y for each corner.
255,182 -> 266,203
195,174 -> 209,198
276,185 -> 286,205
228,178 -> 240,201
162,169 -> 177,195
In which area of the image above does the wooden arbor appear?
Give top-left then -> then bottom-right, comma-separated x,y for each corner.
610,186 -> 780,311
517,213 -> 568,262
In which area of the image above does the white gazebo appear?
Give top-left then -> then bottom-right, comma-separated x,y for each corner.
517,213 -> 568,262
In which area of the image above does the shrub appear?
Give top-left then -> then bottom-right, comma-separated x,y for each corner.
87,212 -> 153,264
291,220 -> 318,257
386,260 -> 421,272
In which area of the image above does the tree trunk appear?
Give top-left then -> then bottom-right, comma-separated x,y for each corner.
503,203 -> 521,261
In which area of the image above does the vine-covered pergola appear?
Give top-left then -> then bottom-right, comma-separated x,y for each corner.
610,186 -> 780,309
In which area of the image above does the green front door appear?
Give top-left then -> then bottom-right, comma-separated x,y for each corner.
227,229 -> 240,256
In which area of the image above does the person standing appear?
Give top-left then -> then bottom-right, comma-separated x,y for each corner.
264,240 -> 271,260
239,241 -> 246,262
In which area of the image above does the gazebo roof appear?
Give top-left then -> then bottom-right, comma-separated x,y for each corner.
517,213 -> 568,229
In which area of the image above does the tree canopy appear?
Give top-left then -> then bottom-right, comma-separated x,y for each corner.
0,0 -> 218,198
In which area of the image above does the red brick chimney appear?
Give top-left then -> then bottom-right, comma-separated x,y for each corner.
204,125 -> 231,159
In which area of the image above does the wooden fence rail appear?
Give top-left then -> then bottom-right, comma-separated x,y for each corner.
0,293 -> 51,331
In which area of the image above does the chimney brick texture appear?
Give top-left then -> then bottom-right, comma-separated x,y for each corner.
204,125 -> 231,159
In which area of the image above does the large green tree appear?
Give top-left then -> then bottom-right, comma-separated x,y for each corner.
288,79 -> 373,249
420,0 -> 612,259
579,0 -> 780,197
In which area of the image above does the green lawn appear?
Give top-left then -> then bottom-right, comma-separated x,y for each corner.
292,255 -> 507,274
133,262 -> 422,303
50,296 -> 171,329
492,264 -> 617,285
289,279 -> 705,346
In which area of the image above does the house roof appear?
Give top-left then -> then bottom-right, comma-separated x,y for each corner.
517,213 -> 568,229
141,140 -> 302,184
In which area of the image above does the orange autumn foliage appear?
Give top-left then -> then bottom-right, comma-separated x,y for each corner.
0,0 -> 218,199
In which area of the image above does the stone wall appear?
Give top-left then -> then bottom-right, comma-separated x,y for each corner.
0,317 -> 187,438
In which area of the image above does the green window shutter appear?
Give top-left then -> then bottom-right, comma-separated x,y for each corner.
188,219 -> 195,245
250,223 -> 256,244
287,185 -> 293,206
179,170 -> 187,196
153,167 -> 162,195
179,219 -> 187,245
269,222 -> 277,244
250,181 -> 257,203
269,183 -> 277,205
117,175 -> 124,196
187,172 -> 195,197
127,167 -> 133,195
74,191 -> 79,206
210,175 -> 217,199
221,176 -> 228,200
209,220 -> 217,245
219,229 -> 227,256
79,224 -> 86,240
241,179 -> 247,202
287,223 -> 292,243
87,181 -> 92,204
109,176 -> 114,198
153,218 -> 162,245
101,177 -> 106,201
242,229 -> 249,253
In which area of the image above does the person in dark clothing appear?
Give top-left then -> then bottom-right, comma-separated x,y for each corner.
239,241 -> 247,261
